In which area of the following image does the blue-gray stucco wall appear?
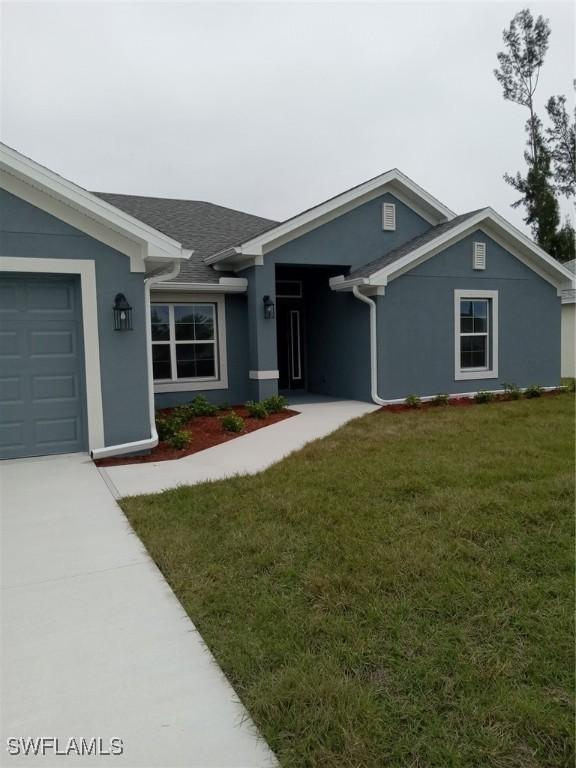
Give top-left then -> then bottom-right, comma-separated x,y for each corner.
377,230 -> 561,398
303,272 -> 371,401
244,193 -> 431,398
153,293 -> 251,409
0,188 -> 151,445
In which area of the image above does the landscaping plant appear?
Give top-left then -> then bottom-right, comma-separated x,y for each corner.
474,390 -> 495,404
405,394 -> 422,408
525,384 -> 544,398
155,413 -> 186,441
166,429 -> 191,450
245,400 -> 269,419
431,393 -> 450,406
502,382 -> 521,400
189,394 -> 218,417
262,394 -> 288,413
221,412 -> 245,432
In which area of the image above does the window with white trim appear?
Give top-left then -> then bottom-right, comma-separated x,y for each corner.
454,290 -> 498,380
151,303 -> 218,382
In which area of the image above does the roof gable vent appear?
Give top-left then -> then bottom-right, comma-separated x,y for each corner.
382,202 -> 396,231
473,241 -> 486,270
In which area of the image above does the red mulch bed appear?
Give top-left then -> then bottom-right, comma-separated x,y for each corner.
95,406 -> 298,467
378,389 -> 563,414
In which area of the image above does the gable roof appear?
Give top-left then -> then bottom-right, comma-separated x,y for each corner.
330,207 -> 576,292
94,193 -> 277,283
204,169 -> 456,268
347,210 -> 484,280
0,143 -> 191,271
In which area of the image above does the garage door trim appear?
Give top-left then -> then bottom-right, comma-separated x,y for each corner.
0,257 -> 105,451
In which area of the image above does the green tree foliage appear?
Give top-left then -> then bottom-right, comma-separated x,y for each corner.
546,87 -> 576,197
494,9 -> 575,262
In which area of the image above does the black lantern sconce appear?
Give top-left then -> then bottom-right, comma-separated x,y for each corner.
263,295 -> 275,320
113,293 -> 133,331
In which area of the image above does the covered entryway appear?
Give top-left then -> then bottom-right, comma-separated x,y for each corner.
0,275 -> 87,459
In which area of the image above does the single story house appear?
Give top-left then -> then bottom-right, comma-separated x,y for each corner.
1,143 -> 574,460
561,259 -> 575,378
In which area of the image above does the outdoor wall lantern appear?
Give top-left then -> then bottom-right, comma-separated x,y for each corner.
263,295 -> 275,320
113,293 -> 133,331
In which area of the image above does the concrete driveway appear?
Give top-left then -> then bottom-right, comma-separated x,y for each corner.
0,453 -> 277,767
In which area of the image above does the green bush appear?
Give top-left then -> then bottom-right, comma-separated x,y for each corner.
172,404 -> 195,424
405,394 -> 422,408
431,393 -> 450,406
262,394 -> 288,413
156,413 -> 186,441
475,390 -> 495,404
524,384 -> 543,399
221,412 -> 245,432
166,429 -> 191,450
189,395 -> 218,417
245,400 -> 269,419
502,382 -> 521,400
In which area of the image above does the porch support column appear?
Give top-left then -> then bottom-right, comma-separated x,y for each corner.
245,261 -> 279,400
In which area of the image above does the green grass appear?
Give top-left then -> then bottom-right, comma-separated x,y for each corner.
121,395 -> 575,768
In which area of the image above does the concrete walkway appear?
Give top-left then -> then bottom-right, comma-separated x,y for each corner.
102,395 -> 379,498
0,453 -> 277,767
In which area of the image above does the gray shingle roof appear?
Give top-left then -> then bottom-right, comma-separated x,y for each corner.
93,193 -> 278,283
347,210 -> 485,280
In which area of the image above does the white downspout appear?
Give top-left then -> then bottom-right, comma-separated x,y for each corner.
90,261 -> 182,460
352,285 -> 387,406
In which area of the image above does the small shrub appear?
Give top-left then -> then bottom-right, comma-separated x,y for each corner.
189,395 -> 218,417
246,400 -> 269,419
431,393 -> 450,406
166,429 -> 191,450
262,394 -> 288,413
221,412 -> 245,432
475,390 -> 495,404
156,413 -> 185,441
524,384 -> 543,399
502,382 -> 521,400
172,404 -> 195,423
405,394 -> 422,408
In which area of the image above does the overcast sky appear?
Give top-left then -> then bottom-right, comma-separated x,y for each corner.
1,1 -> 574,232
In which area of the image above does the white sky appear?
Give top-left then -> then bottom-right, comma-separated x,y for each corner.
1,1 -> 574,231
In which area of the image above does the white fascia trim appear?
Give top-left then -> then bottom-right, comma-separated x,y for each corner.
153,277 -> 248,294
249,370 -> 280,380
365,208 -> 576,290
561,294 -> 576,304
0,143 -> 191,264
0,256 -> 105,452
152,293 -> 229,394
454,289 -> 499,381
204,169 -> 455,265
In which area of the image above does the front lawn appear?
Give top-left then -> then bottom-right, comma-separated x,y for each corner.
121,395 -> 575,768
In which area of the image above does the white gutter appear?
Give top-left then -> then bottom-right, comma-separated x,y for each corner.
90,261 -> 182,460
153,277 -> 248,293
352,286 -> 387,406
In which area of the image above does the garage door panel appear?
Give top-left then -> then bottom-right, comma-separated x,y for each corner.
0,377 -> 22,404
35,416 -> 80,447
0,276 -> 86,459
32,375 -> 78,401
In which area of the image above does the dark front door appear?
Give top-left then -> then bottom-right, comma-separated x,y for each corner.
277,300 -> 305,390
